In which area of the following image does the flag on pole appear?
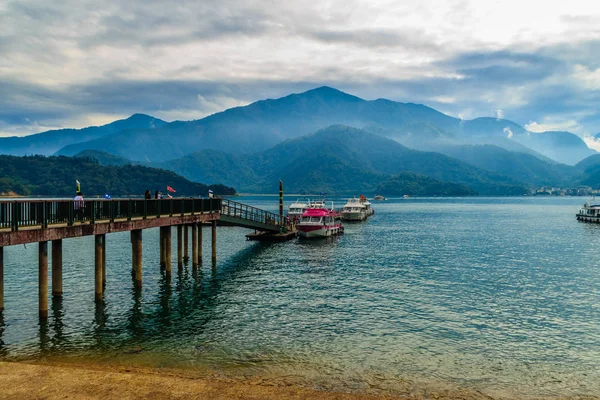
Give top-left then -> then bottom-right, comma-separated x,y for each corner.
166,185 -> 176,193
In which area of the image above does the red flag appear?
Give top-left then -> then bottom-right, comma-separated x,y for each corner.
166,186 -> 176,193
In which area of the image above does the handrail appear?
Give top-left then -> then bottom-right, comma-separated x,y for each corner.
0,198 -> 222,231
221,199 -> 281,227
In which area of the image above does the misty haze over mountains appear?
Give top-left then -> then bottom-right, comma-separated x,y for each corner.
1,87 -> 599,195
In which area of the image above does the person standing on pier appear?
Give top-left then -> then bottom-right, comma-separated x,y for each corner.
74,191 -> 84,222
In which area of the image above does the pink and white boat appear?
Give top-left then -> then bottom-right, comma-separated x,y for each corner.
296,205 -> 344,238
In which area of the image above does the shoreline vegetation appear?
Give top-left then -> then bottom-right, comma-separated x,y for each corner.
0,360 -> 529,400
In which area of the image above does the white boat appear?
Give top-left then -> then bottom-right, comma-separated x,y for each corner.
341,196 -> 374,221
288,198 -> 310,220
297,204 -> 344,238
576,201 -> 600,222
373,195 -> 386,201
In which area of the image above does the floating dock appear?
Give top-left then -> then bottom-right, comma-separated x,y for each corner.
246,230 -> 297,242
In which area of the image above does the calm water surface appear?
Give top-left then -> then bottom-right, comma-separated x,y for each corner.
1,196 -> 599,398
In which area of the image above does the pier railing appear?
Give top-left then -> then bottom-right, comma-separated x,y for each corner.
0,198 -> 222,231
220,199 -> 281,229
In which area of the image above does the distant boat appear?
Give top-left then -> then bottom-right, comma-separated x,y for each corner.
402,194 -> 409,199
372,195 -> 386,201
297,202 -> 343,238
576,201 -> 600,222
341,196 -> 374,221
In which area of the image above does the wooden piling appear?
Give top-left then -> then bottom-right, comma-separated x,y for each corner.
165,226 -> 172,275
177,225 -> 183,268
95,235 -> 103,302
211,220 -> 217,265
102,234 -> 106,287
51,239 -> 63,297
131,229 -> 143,288
39,241 -> 48,319
192,223 -> 198,268
0,247 -> 4,313
183,225 -> 189,262
198,222 -> 203,265
159,227 -> 166,267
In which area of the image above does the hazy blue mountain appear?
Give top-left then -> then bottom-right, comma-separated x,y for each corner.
576,154 -> 600,171
435,145 -> 580,186
375,172 -> 478,196
161,125 -> 528,195
51,87 -> 595,164
511,131 -> 597,165
74,150 -> 135,166
0,114 -> 167,156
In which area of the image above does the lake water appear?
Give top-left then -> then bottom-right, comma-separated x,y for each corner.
1,196 -> 599,399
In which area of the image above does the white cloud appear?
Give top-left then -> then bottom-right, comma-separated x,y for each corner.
495,109 -> 504,120
583,135 -> 600,152
2,0 -> 600,136
525,119 -> 584,133
504,127 -> 514,138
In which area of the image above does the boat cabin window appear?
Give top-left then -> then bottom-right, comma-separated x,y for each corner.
301,216 -> 322,223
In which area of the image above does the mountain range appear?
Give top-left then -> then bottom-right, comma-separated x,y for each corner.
3,86 -> 600,195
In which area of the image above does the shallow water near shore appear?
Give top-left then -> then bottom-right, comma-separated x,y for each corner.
1,196 -> 600,398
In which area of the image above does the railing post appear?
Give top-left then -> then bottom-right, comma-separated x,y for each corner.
110,200 -> 115,223
91,200 -> 96,224
143,199 -> 147,219
128,199 -> 132,221
11,201 -> 18,231
170,198 -> 173,217
181,198 -> 184,216
42,201 -> 48,229
68,201 -> 74,226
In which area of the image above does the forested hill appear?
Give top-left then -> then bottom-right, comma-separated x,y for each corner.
0,155 -> 235,197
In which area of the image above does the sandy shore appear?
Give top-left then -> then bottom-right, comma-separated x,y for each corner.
0,361 -> 501,400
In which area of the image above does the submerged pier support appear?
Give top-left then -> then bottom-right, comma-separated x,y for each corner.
39,241 -> 48,319
102,234 -> 106,287
198,222 -> 203,265
211,220 -> 217,265
159,227 -> 166,267
51,239 -> 62,297
0,247 -> 4,313
192,223 -> 198,268
165,226 -> 172,275
131,229 -> 143,288
183,225 -> 189,262
95,235 -> 103,302
177,225 -> 183,268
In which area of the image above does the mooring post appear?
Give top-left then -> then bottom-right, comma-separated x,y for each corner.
51,239 -> 63,297
177,225 -> 183,268
165,225 -> 172,275
39,241 -> 48,319
95,235 -> 103,302
131,229 -> 143,288
0,247 -> 4,313
192,223 -> 198,268
211,220 -> 217,265
198,222 -> 203,265
102,234 -> 106,287
183,225 -> 189,262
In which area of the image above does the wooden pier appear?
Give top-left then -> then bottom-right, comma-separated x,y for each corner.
0,198 -> 283,318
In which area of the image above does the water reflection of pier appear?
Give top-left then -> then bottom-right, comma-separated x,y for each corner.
19,243 -> 271,358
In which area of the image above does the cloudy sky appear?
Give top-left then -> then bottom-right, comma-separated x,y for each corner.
2,0 -> 600,143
